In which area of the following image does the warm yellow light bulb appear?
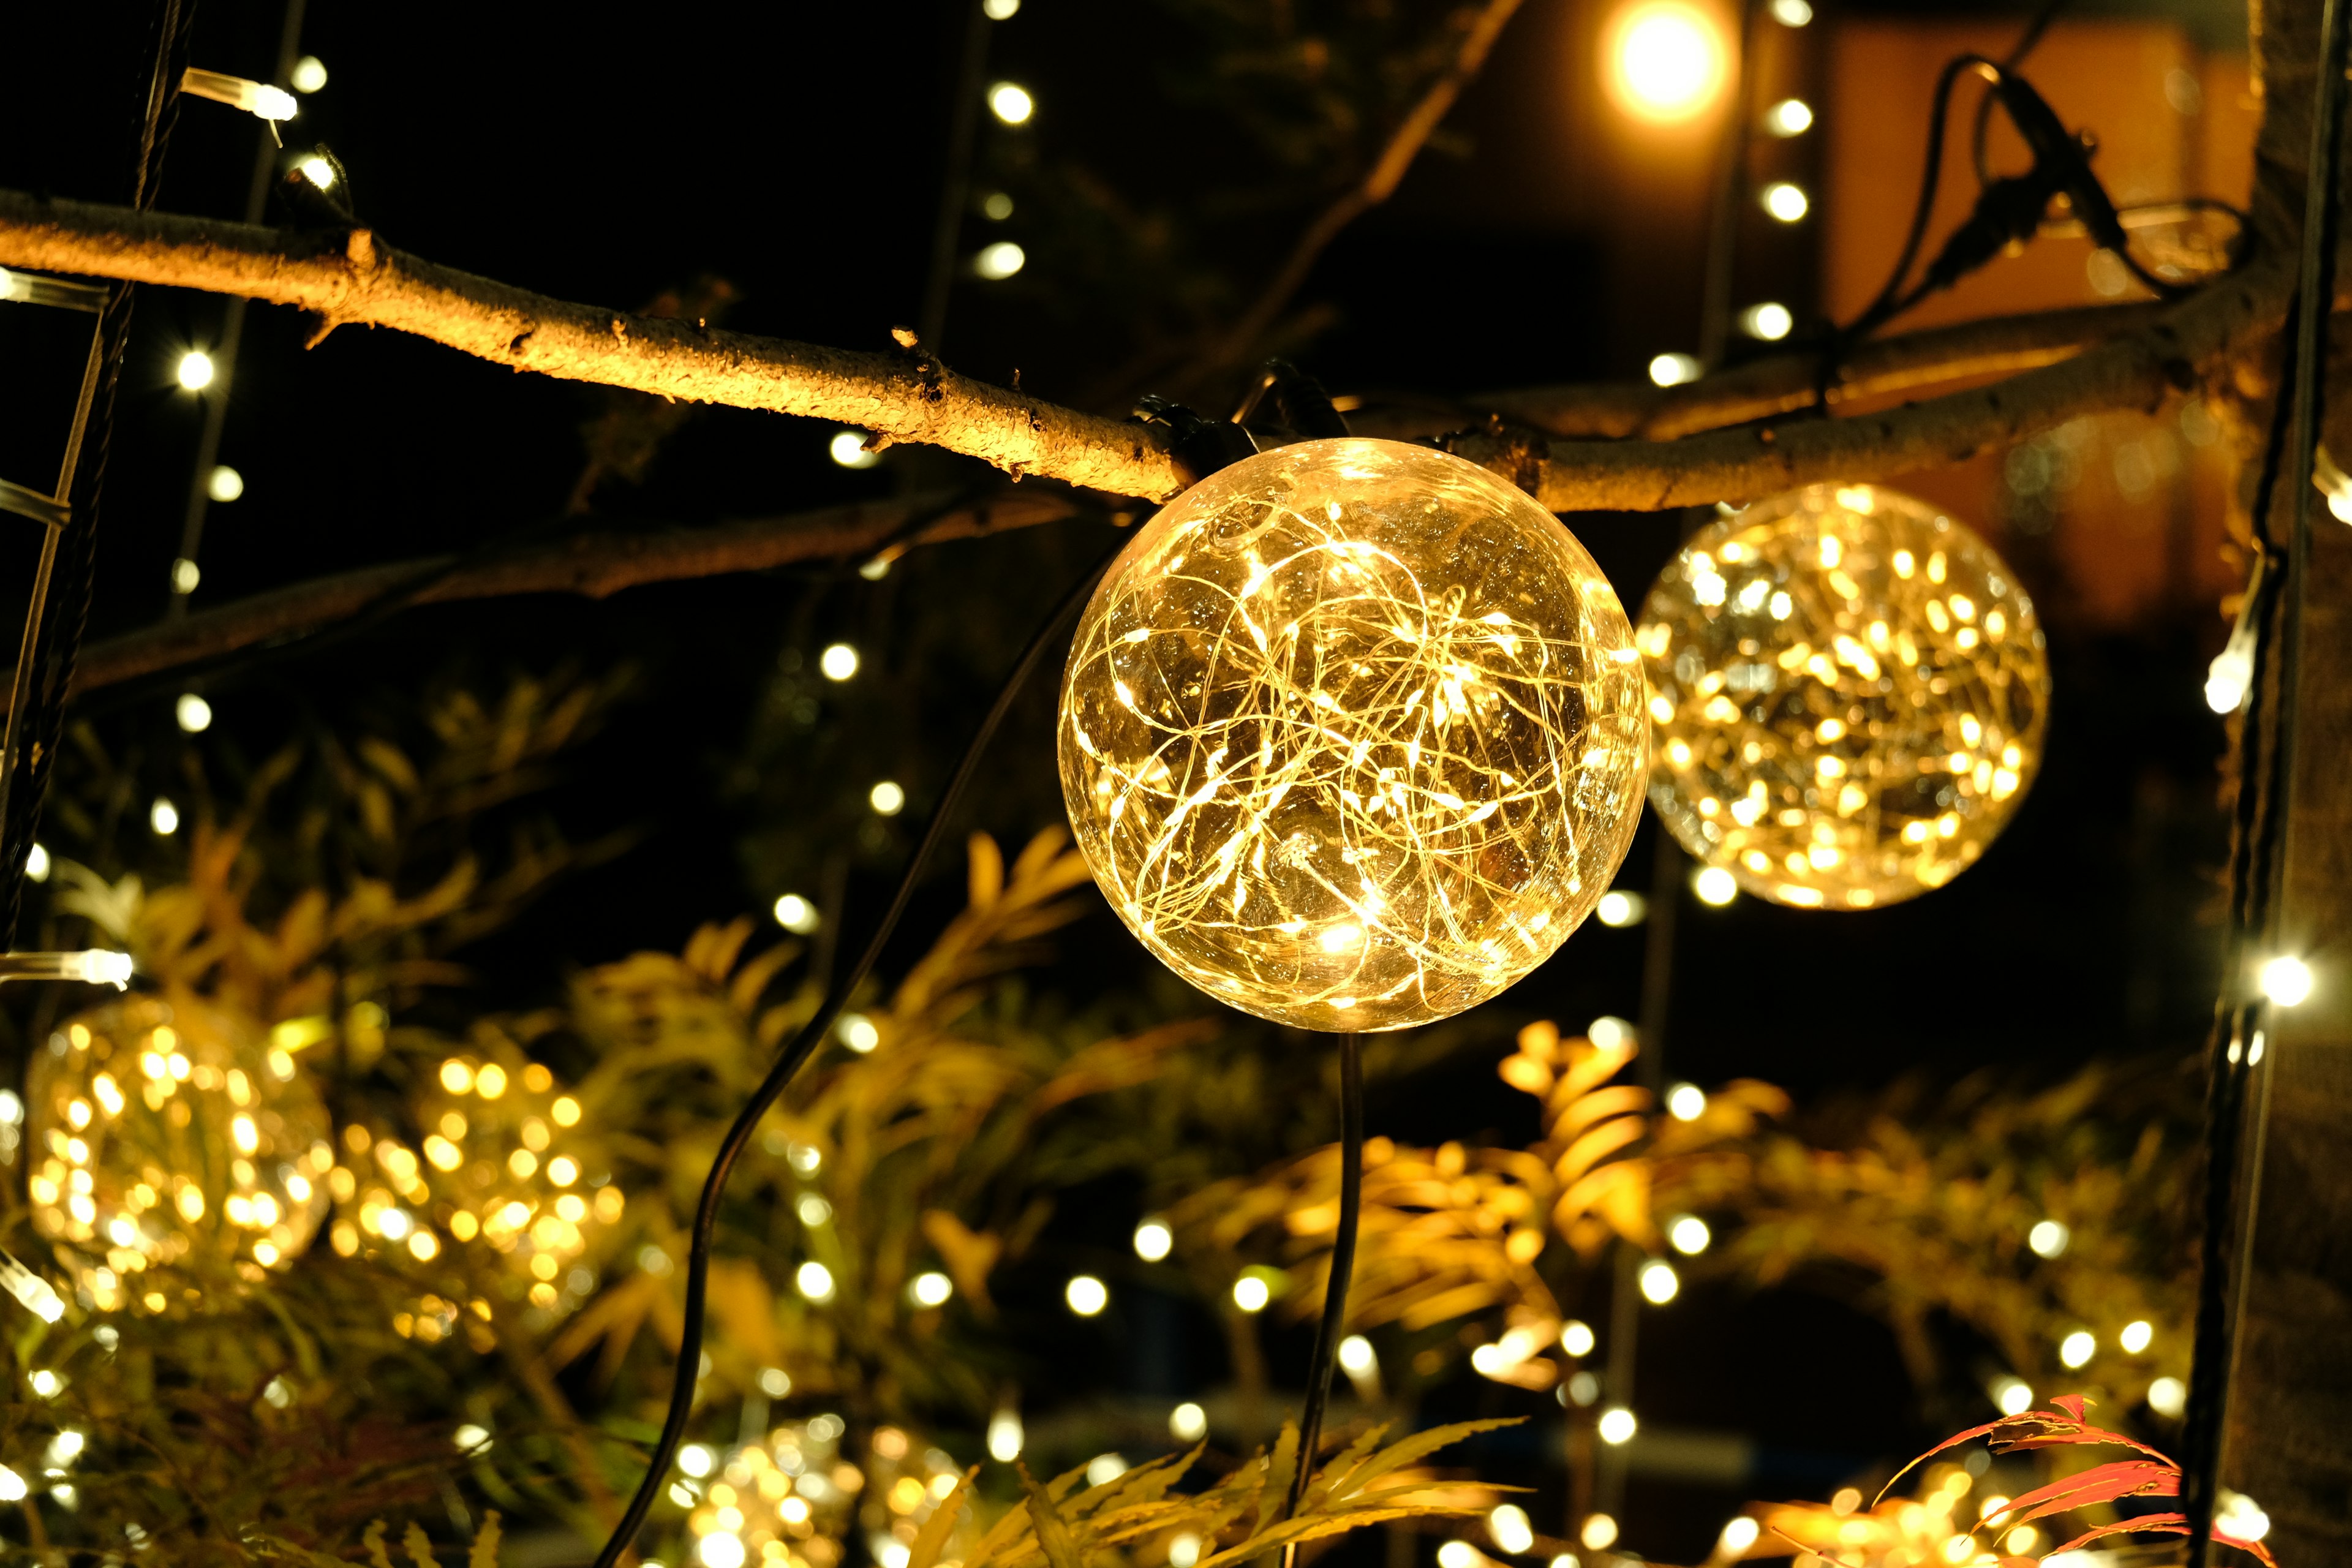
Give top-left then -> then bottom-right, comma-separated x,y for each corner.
28,996 -> 331,1311
1638,483 -> 2050,910
1058,438 -> 1647,1030
1605,1 -> 1728,123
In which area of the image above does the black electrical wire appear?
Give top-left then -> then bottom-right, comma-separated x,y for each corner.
1283,1030 -> 1364,1539
2182,0 -> 2350,1557
0,0 -> 199,945
1970,0 -> 2072,184
587,537 -> 1121,1568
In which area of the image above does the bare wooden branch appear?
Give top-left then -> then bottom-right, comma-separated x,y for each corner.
1191,0 -> 1529,379
1457,258 -> 2291,511
0,189 -> 1188,500
1477,301 -> 2170,439
21,491 -> 1084,708
0,187 -> 2296,519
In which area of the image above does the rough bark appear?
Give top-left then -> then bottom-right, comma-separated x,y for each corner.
0,188 -> 2294,514
7,490 -> 1083,709
1457,258 -> 2290,511
0,190 -> 1189,500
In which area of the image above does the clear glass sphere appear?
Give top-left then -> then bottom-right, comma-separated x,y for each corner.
1058,437 -> 1648,1030
328,1047 -> 622,1326
28,995 -> 333,1311
1638,483 -> 2051,909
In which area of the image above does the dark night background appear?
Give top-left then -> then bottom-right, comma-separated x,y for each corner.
0,1 -> 2245,1561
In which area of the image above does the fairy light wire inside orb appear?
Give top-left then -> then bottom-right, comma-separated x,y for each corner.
1058,438 -> 1648,1030
1638,483 -> 2051,910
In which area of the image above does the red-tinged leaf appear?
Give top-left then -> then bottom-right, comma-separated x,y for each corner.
1994,1422 -> 2175,1463
1871,1419 -> 2010,1506
1994,1460 -> 2178,1527
2047,1514 -> 2188,1556
1875,1403 -> 2174,1508
2040,1510 -> 2275,1565
2217,1527 -> 2283,1567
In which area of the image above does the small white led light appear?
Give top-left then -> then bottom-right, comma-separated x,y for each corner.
290,55 -> 328,93
773,893 -> 820,934
150,797 -> 181,835
2260,956 -> 2313,1006
795,1261 -> 836,1302
829,430 -> 879,469
1648,353 -> 1700,388
1231,1274 -> 1271,1313
1596,889 -> 1648,926
1765,98 -> 1813,135
175,693 -> 213,733
987,83 -> 1033,124
1738,303 -> 1794,341
1560,1320 -> 1596,1357
2028,1219 -> 2070,1258
869,780 -> 907,816
1597,1407 -> 1638,1445
1666,1082 -> 1706,1121
1132,1218 -> 1173,1261
1638,1259 -> 1680,1304
2059,1330 -> 2095,1369
974,242 -> 1027,281
1169,1401 -> 1207,1441
1065,1274 -> 1109,1316
207,465 -> 244,502
1762,182 -> 1809,222
910,1271 -> 954,1308
299,155 -> 336,190
176,351 -> 216,391
819,643 -> 859,681
1692,864 -> 1740,905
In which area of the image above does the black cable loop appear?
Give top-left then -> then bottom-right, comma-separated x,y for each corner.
588,539 -> 1121,1568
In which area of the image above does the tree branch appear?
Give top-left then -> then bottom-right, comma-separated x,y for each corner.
20,490 -> 1083,708
0,187 -> 2296,519
0,189 -> 1188,500
1453,257 -> 2291,511
1478,300 -> 2171,439
1191,0 -> 1529,380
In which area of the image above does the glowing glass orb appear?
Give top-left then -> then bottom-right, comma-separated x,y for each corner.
1638,483 -> 2050,910
1058,438 -> 1648,1031
328,1053 -> 622,1323
28,996 -> 332,1312
1605,1 -> 1727,123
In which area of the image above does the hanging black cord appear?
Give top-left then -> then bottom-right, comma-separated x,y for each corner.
588,538 -> 1121,1568
2182,0 -> 2350,1557
1969,0 -> 2071,184
0,0 -> 199,945
1283,1030 -> 1365,1538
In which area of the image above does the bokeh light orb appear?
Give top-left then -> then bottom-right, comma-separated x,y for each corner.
1058,437 -> 1649,1031
1638,483 -> 2050,910
28,994 -> 332,1312
1605,1 -> 1729,123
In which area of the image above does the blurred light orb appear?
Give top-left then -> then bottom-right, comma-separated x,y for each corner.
1639,484 -> 2050,910
1740,302 -> 1794,340
30,995 -> 331,1311
1605,1 -> 1728,122
1691,864 -> 1738,905
207,465 -> 244,502
829,430 -> 879,469
986,82 -> 1033,124
1595,889 -> 1646,926
1599,1406 -> 1639,1447
1765,97 -> 1814,135
2260,955 -> 2313,1006
2147,1375 -> 2186,1417
290,55 -> 328,92
1065,1273 -> 1109,1316
1058,438 -> 1648,1031
1762,181 -> 1809,222
1649,352 -> 1700,388
1637,1258 -> 1680,1303
175,350 -> 215,391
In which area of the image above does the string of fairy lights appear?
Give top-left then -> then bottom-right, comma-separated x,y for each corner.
0,3 -> 2332,1567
